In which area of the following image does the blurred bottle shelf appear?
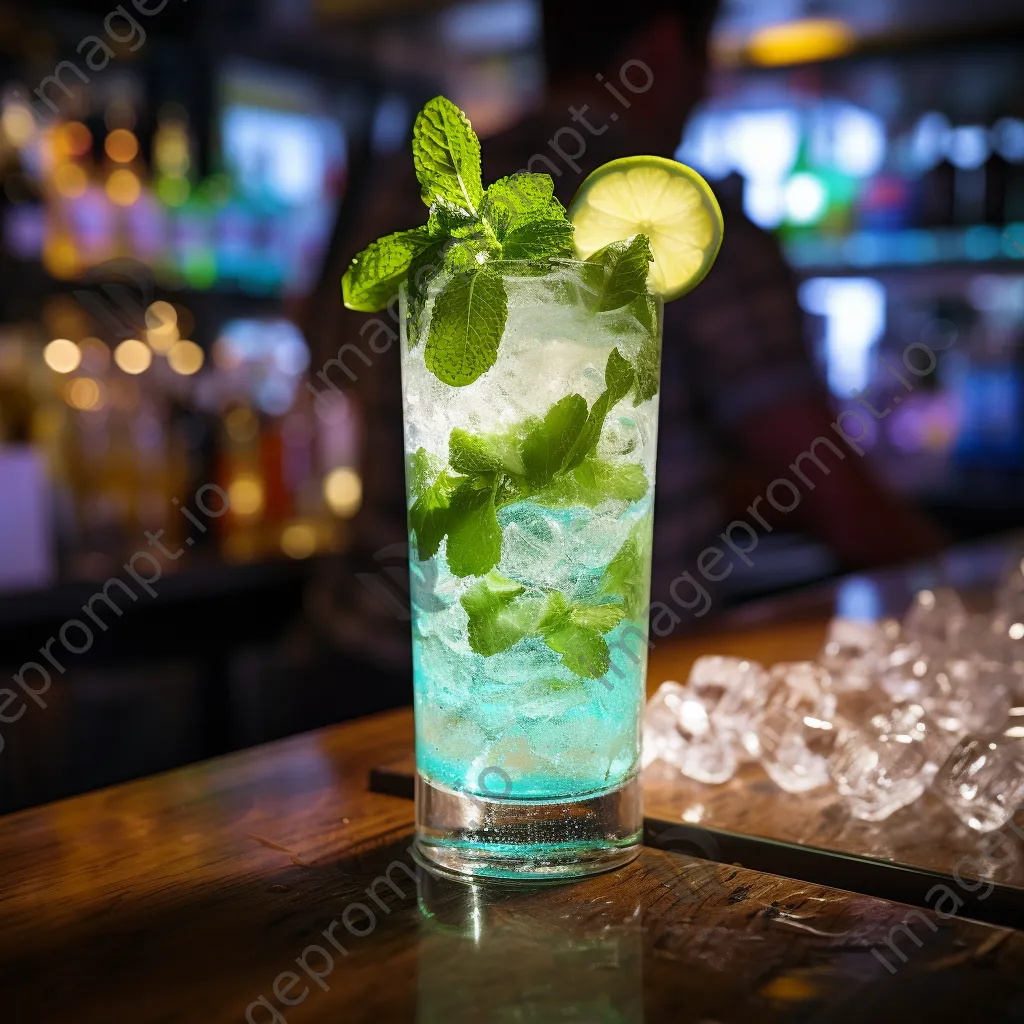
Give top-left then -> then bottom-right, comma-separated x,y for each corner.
0,553 -> 321,630
785,225 -> 1024,273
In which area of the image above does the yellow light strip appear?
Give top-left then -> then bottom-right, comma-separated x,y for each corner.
747,18 -> 855,67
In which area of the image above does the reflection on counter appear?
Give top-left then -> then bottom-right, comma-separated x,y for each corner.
416,868 -> 644,1023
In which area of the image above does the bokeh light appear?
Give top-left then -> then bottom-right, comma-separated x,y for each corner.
225,406 -> 259,444
167,340 -> 204,375
65,377 -> 102,411
54,162 -> 88,198
43,338 -> 82,374
228,474 -> 264,518
42,235 -> 80,279
106,169 -> 141,206
281,523 -> 317,560
105,128 -> 139,163
113,338 -> 152,374
748,18 -> 854,67
61,121 -> 92,158
145,300 -> 177,330
157,177 -> 190,207
323,467 -> 363,518
144,301 -> 180,352
2,103 -> 36,147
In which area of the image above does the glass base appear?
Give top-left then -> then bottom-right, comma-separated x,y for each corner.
414,772 -> 643,881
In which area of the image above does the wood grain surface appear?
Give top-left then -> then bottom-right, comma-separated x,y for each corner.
1,703 -> 1022,1023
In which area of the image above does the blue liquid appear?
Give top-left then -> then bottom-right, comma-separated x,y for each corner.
411,501 -> 650,802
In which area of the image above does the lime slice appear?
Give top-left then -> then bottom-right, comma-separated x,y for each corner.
568,156 -> 724,301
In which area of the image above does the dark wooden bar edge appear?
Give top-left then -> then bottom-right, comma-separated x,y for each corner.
643,819 -> 1024,931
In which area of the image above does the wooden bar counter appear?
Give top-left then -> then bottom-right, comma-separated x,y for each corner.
2,539 -> 1023,1021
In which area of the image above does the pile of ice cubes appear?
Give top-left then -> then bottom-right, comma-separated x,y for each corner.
643,566 -> 1024,831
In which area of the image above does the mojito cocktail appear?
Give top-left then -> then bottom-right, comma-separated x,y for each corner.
342,97 -> 723,879
403,259 -> 659,876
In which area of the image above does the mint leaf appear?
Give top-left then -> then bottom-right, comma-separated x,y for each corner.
494,471 -> 530,509
481,173 -> 575,260
450,427 -> 525,476
502,219 -> 575,260
537,592 -> 626,679
413,96 -> 483,217
442,237 -> 492,272
532,456 -> 647,508
461,571 -> 524,617
605,346 -> 636,398
599,517 -> 652,619
564,348 -> 634,469
520,393 -> 588,487
409,469 -> 464,560
461,572 -> 537,656
427,201 -> 482,239
571,603 -> 627,634
590,235 -> 654,312
404,239 -> 448,349
631,293 -> 660,338
343,228 -> 433,313
482,173 -> 561,234
536,590 -> 571,632
406,447 -> 441,498
424,268 -> 508,387
446,479 -> 502,577
547,628 -> 611,678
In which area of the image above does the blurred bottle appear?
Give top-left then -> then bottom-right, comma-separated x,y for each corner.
1005,160 -> 1024,224
984,148 -> 1009,226
917,156 -> 955,227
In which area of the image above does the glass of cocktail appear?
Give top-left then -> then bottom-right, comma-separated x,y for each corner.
403,257 -> 660,878
343,97 -> 722,880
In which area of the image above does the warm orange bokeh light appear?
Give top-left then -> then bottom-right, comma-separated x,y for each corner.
105,128 -> 139,163
54,163 -> 88,199
106,169 -> 141,207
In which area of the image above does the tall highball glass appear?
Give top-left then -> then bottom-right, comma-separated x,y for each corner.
401,259 -> 661,880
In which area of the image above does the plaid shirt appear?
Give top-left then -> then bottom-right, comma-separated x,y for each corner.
309,113 -> 821,664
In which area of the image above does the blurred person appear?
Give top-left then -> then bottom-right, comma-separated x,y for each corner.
302,0 -> 945,698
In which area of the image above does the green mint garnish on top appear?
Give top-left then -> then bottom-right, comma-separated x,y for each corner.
342,96 -> 655,388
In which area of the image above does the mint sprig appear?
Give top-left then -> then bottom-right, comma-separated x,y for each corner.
409,347 -> 646,579
461,572 -> 537,657
537,592 -> 626,678
343,97 -> 590,386
459,575 -> 630,679
481,174 -> 575,261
